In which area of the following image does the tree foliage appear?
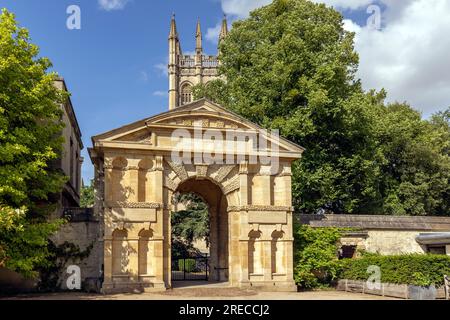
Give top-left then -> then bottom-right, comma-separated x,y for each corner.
194,0 -> 450,215
80,180 -> 95,208
171,193 -> 210,258
0,9 -> 67,277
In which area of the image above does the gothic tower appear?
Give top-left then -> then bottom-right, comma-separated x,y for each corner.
168,15 -> 228,110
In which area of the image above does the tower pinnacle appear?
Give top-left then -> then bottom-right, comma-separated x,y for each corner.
195,18 -> 203,54
169,13 -> 178,39
219,14 -> 229,42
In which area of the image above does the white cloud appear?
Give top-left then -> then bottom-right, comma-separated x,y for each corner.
153,90 -> 168,97
315,0 -> 373,10
221,0 -> 272,18
98,0 -> 131,11
206,23 -> 222,43
212,0 -> 450,115
348,0 -> 450,115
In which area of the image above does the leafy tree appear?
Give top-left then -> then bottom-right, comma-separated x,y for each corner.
194,0 -> 382,214
171,193 -> 209,258
374,104 -> 450,215
0,9 -> 67,277
80,179 -> 95,208
194,0 -> 450,215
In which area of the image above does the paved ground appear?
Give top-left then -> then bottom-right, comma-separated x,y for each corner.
1,283 -> 397,300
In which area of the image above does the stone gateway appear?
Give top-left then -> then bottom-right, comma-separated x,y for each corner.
89,99 -> 304,293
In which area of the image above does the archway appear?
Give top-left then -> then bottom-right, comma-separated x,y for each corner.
171,178 -> 229,283
92,98 -> 303,293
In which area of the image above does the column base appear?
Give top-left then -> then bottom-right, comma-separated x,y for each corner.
101,280 -> 167,295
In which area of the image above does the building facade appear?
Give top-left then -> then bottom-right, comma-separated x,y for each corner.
89,99 -> 303,293
168,15 -> 227,110
299,214 -> 450,257
53,78 -> 84,208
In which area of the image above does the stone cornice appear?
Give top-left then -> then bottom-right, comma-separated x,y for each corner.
227,205 -> 294,213
105,201 -> 164,209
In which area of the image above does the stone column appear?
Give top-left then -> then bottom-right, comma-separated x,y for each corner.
239,161 -> 249,205
239,239 -> 249,284
103,236 -> 113,286
209,206 -> 219,281
104,164 -> 113,203
446,245 -> 450,256
153,156 -> 164,203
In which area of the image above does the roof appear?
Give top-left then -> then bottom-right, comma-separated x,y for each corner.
298,214 -> 450,231
91,98 -> 305,159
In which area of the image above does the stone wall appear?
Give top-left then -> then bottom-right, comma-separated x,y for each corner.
298,214 -> 450,255
52,220 -> 102,290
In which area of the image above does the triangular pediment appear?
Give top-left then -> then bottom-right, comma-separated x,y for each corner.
91,98 -> 305,158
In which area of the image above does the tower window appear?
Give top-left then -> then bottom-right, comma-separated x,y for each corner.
181,84 -> 193,105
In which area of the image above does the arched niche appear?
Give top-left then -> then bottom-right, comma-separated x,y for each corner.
248,230 -> 263,275
271,230 -> 286,275
111,157 -> 128,202
138,229 -> 154,276
138,158 -> 153,202
112,229 -> 129,275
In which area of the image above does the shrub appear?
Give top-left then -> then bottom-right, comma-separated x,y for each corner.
178,259 -> 196,273
293,223 -> 345,289
339,253 -> 450,287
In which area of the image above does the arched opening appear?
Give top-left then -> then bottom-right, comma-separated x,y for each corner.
271,230 -> 286,275
111,157 -> 128,202
180,83 -> 193,105
248,230 -> 263,275
112,229 -> 129,276
170,178 -> 229,284
138,229 -> 154,276
138,158 -> 152,202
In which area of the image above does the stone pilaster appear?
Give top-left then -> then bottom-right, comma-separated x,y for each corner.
239,161 -> 249,206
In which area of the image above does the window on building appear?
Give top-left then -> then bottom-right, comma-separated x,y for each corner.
181,84 -> 193,105
428,246 -> 446,255
339,245 -> 357,259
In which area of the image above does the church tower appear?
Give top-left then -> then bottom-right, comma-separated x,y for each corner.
168,15 -> 228,110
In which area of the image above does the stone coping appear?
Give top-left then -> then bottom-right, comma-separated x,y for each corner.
297,214 -> 450,231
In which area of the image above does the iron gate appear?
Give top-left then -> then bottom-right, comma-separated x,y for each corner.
171,254 -> 209,281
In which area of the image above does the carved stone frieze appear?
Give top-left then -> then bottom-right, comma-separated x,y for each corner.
166,160 -> 189,181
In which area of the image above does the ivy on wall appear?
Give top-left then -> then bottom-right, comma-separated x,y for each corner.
293,223 -> 346,289
37,241 -> 93,292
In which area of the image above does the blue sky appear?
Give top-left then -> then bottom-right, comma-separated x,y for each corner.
2,0 -> 450,183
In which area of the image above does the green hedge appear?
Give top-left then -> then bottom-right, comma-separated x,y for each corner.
339,253 -> 450,287
178,259 -> 196,273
